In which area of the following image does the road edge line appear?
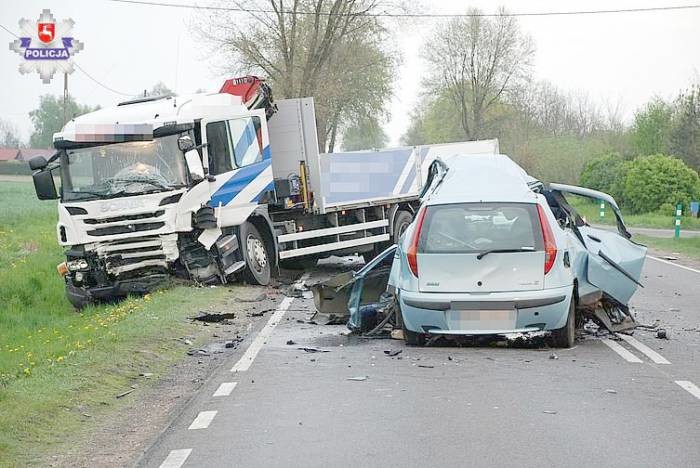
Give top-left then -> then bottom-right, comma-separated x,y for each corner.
675,380 -> 700,400
648,255 -> 700,274
158,449 -> 192,468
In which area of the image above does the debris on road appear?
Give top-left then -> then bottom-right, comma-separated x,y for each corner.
417,364 -> 434,368
225,340 -> 235,348
637,320 -> 661,330
236,293 -> 268,303
663,256 -> 678,261
605,389 -> 618,394
656,329 -> 669,339
390,329 -> 405,340
139,372 -> 154,378
549,353 -> 559,360
192,311 -> 237,323
347,376 -> 368,381
116,389 -> 135,399
286,340 -> 296,345
384,349 -> 402,357
297,347 -> 330,353
542,410 -> 558,415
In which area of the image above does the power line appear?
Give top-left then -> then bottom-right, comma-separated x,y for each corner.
108,0 -> 700,18
0,22 -> 135,97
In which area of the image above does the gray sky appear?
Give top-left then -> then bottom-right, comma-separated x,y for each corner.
1,0 -> 699,146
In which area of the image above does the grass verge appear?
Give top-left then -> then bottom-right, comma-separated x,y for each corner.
635,235 -> 700,262
0,182 -> 228,465
568,197 -> 700,231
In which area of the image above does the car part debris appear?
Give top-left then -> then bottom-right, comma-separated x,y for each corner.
286,340 -> 296,345
347,376 -> 368,381
417,364 -> 434,368
542,410 -> 557,414
605,389 -> 618,394
656,329 -> 668,339
116,389 -> 135,399
384,349 -> 402,357
390,329 -> 405,340
549,353 -> 558,360
589,299 -> 637,332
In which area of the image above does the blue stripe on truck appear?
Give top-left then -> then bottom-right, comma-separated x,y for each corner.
209,159 -> 271,207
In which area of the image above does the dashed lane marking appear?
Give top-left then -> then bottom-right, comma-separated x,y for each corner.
601,338 -> 643,363
230,272 -> 309,372
188,410 -> 217,430
213,381 -> 237,397
159,449 -> 192,468
675,381 -> 700,400
648,255 -> 700,274
616,333 -> 670,364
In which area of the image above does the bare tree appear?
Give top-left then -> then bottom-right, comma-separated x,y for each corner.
198,0 -> 396,151
423,7 -> 534,140
0,119 -> 22,148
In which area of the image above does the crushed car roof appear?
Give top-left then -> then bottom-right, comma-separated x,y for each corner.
427,154 -> 539,205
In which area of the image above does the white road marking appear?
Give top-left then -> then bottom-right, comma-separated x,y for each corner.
188,410 -> 217,430
213,381 -> 237,397
601,338 -> 643,363
231,273 -> 309,373
616,333 -> 670,364
648,255 -> 700,274
159,449 -> 192,468
675,380 -> 700,400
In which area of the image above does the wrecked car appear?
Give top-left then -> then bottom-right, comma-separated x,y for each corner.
314,154 -> 647,348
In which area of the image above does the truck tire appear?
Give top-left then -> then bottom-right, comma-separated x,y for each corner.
551,295 -> 576,348
240,222 -> 271,285
392,210 -> 413,243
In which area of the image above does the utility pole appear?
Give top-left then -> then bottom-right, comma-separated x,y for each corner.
63,72 -> 68,125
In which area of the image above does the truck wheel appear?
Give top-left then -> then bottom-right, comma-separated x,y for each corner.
392,210 -> 413,243
240,222 -> 271,285
551,295 -> 576,348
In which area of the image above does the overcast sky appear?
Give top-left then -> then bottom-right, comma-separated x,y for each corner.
1,0 -> 699,146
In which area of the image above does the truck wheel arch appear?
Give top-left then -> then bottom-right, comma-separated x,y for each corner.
245,208 -> 278,269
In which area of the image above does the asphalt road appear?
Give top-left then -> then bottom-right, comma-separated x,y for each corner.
139,256 -> 700,468
593,223 -> 700,238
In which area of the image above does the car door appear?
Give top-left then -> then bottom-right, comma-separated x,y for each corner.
549,183 -> 647,304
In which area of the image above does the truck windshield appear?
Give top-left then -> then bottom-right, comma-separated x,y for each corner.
60,134 -> 188,201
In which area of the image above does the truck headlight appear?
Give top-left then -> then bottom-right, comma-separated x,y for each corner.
67,259 -> 89,271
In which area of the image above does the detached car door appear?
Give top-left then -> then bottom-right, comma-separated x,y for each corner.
549,183 -> 647,304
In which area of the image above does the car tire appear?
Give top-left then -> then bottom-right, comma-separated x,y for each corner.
400,308 -> 425,346
551,294 -> 576,348
240,222 -> 271,286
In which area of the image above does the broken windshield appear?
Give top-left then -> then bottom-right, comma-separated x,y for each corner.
60,134 -> 188,201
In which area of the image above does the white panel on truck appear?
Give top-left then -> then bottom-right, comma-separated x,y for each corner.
317,139 -> 499,213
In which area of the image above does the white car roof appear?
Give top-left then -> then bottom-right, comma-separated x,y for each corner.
427,154 -> 539,205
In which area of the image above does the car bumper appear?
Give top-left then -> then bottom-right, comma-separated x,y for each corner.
399,285 -> 573,335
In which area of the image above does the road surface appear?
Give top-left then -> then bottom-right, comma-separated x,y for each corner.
593,223 -> 700,238
138,256 -> 700,468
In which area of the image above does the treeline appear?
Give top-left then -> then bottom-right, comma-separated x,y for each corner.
399,8 -> 700,214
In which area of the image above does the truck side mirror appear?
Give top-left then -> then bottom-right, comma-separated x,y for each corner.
28,156 -> 48,171
33,170 -> 58,200
185,149 -> 205,182
178,135 -> 196,152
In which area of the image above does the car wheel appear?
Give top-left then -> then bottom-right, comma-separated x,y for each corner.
551,294 -> 576,348
400,309 -> 425,346
240,222 -> 271,285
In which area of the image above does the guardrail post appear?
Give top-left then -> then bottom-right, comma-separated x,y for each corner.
675,203 -> 683,239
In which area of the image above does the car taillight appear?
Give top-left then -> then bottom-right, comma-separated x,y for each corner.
536,204 -> 557,274
407,206 -> 427,277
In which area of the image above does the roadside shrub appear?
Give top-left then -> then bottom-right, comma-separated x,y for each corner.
0,161 -> 31,176
623,154 -> 700,214
579,152 -> 629,203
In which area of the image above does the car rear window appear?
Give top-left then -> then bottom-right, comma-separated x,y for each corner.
419,202 -> 544,254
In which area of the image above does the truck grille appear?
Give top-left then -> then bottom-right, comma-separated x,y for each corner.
93,234 -> 178,276
87,222 -> 165,237
83,210 -> 165,225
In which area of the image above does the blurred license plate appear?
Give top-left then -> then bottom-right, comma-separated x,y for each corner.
447,309 -> 516,330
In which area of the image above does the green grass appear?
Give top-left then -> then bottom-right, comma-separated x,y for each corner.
0,181 -> 229,466
568,196 -> 700,231
635,235 -> 700,262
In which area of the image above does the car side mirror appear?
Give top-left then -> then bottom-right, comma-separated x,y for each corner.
178,135 -> 196,152
33,169 -> 58,200
28,156 -> 48,171
184,149 -> 204,182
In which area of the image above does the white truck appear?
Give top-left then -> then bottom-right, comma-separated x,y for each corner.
28,76 -> 498,308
